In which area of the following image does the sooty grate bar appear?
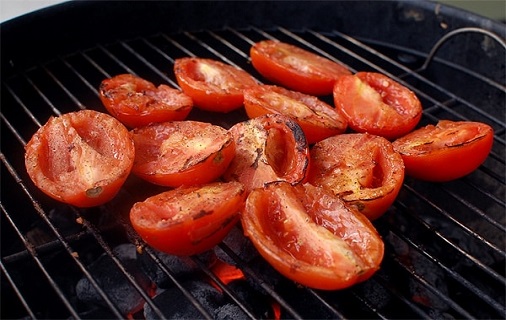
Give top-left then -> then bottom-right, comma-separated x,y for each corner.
1,25 -> 505,319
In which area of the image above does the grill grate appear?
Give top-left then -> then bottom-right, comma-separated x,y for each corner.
1,24 -> 505,319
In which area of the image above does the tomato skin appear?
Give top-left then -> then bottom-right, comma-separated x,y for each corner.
333,72 -> 422,140
243,85 -> 347,144
131,121 -> 235,187
223,113 -> 310,193
392,120 -> 494,182
174,57 -> 259,112
24,110 -> 135,207
250,40 -> 351,96
130,182 -> 246,256
308,133 -> 404,220
241,181 -> 384,290
99,74 -> 193,128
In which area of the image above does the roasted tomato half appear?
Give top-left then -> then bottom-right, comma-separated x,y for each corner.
99,74 -> 193,128
242,181 -> 384,290
333,72 -> 422,140
131,120 -> 235,187
308,133 -> 405,220
130,181 -> 246,256
243,85 -> 347,144
25,110 -> 135,207
392,120 -> 494,182
223,113 -> 310,193
174,57 -> 259,112
250,40 -> 351,96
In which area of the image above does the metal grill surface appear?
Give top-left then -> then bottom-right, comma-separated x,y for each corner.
1,26 -> 505,319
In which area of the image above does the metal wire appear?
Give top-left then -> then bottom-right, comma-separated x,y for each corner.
1,24 -> 504,319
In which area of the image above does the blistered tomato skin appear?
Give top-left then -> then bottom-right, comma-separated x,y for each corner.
223,113 -> 310,193
308,133 -> 404,220
243,85 -> 348,144
241,181 -> 384,290
131,120 -> 236,187
99,74 -> 193,128
24,110 -> 135,207
333,72 -> 422,140
392,120 -> 494,182
130,181 -> 246,256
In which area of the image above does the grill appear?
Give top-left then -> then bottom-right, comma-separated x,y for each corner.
1,1 -> 505,319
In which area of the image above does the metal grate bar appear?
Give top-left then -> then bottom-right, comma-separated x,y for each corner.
0,163 -> 80,319
2,66 -> 170,320
325,29 -> 506,128
2,23 -> 504,319
392,222 -> 506,317
403,184 -> 505,258
0,252 -> 37,319
216,243 -> 305,319
440,185 -> 506,233
1,152 -> 126,319
385,243 -> 476,319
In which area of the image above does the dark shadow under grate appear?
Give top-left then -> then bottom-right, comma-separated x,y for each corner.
1,23 -> 505,320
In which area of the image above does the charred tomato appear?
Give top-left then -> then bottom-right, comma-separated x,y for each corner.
243,85 -> 347,144
130,181 -> 246,256
392,120 -> 494,182
25,110 -> 135,207
250,40 -> 351,96
174,57 -> 259,112
131,120 -> 235,187
308,133 -> 404,220
223,113 -> 310,193
99,74 -> 193,128
241,181 -> 384,290
333,72 -> 422,140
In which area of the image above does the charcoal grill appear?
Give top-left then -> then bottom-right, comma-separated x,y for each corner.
1,1 -> 505,319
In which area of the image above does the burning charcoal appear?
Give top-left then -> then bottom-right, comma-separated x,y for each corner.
214,225 -> 259,265
144,280 -> 224,319
76,243 -> 154,316
26,205 -> 83,246
226,280 -> 273,319
214,303 -> 249,320
139,249 -> 217,288
244,256 -> 284,294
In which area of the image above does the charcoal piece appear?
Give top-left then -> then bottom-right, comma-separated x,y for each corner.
226,280 -> 272,319
144,280 -> 224,319
139,249 -> 216,288
244,256 -> 284,294
214,225 -> 258,265
75,243 -> 152,316
214,303 -> 249,320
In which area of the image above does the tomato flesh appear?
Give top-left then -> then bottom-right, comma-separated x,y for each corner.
241,181 -> 384,290
131,120 -> 235,187
99,74 -> 193,128
308,133 -> 404,220
223,113 -> 310,193
130,182 -> 246,256
392,120 -> 494,181
174,57 -> 258,112
25,110 -> 135,207
250,40 -> 352,96
333,72 -> 422,140
244,85 -> 347,144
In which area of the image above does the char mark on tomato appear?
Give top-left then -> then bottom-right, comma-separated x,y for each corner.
194,209 -> 214,219
392,120 -> 494,181
241,181 -> 384,290
190,215 -> 238,246
223,114 -> 310,193
308,133 -> 404,220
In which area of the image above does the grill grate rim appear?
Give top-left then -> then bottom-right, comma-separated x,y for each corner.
1,25 -> 505,319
